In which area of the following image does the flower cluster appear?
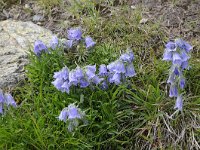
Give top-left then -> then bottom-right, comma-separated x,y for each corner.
58,104 -> 85,132
33,28 -> 96,57
52,50 -> 136,94
0,89 -> 17,114
163,39 -> 192,111
64,28 -> 96,49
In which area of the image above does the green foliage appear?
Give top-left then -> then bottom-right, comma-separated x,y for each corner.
0,1 -> 200,149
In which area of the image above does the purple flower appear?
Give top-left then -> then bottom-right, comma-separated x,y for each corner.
34,40 -> 48,56
172,53 -> 182,65
169,84 -> 178,97
163,49 -> 173,61
98,64 -> 108,77
0,89 -> 4,103
120,51 -> 134,63
4,93 -> 17,108
0,103 -> 3,114
174,95 -> 183,111
50,36 -> 59,50
109,73 -> 121,85
58,108 -> 68,122
92,76 -> 104,85
67,104 -> 82,120
85,36 -> 96,49
85,65 -> 96,80
61,81 -> 70,94
75,67 -> 84,80
175,39 -> 192,53
52,78 -> 64,91
53,67 -> 69,80
80,78 -> 90,88
107,60 -> 126,74
165,41 -> 177,51
180,50 -> 190,62
181,61 -> 189,70
179,77 -> 185,89
167,72 -> 176,84
173,67 -> 180,75
125,63 -> 136,77
69,70 -> 79,86
67,28 -> 82,40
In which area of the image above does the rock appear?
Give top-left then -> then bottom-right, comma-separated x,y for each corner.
139,18 -> 148,24
33,14 -> 44,22
0,20 -> 53,89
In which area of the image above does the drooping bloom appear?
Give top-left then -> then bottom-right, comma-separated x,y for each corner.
179,76 -> 185,89
53,67 -> 69,80
120,51 -> 134,63
85,36 -> 96,49
4,93 -> 17,108
109,73 -> 121,85
163,49 -> 173,61
175,39 -> 193,53
174,95 -> 183,111
85,65 -> 96,80
169,84 -> 178,98
92,76 -> 104,85
0,89 -> 4,103
58,104 -> 85,132
125,63 -> 136,77
107,60 -> 126,74
58,108 -> 68,122
50,36 -> 59,50
79,78 -> 90,88
67,28 -> 82,40
34,40 -> 48,56
165,41 -> 177,51
98,64 -> 108,77
172,52 -> 182,65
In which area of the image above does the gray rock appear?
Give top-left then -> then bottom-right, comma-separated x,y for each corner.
0,20 -> 53,89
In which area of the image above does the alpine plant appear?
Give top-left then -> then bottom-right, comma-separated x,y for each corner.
163,39 -> 192,111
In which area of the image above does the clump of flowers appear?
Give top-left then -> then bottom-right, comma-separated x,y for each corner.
33,28 -> 96,62
58,104 -> 86,132
0,89 -> 17,115
52,50 -> 136,94
163,39 -> 192,111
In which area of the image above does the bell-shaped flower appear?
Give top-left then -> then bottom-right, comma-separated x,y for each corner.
107,60 -> 125,74
67,28 -> 82,40
79,78 -> 90,88
174,95 -> 183,111
100,80 -> 108,90
181,61 -> 189,70
125,63 -> 136,77
169,84 -> 178,97
175,39 -> 192,53
180,50 -> 190,62
69,70 -> 79,86
0,89 -> 4,103
92,76 -> 104,85
120,51 -> 134,63
53,67 -> 69,80
172,52 -> 182,65
67,104 -> 83,120
50,36 -> 59,50
163,49 -> 173,61
52,78 -> 64,91
4,93 -> 17,108
34,40 -> 48,56
85,65 -> 96,80
61,81 -> 70,94
85,36 -> 96,49
58,108 -> 68,122
167,72 -> 176,84
165,41 -> 177,51
98,64 -> 108,77
109,73 -> 121,85
179,76 -> 185,89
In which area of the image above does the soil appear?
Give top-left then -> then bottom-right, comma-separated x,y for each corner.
0,0 -> 200,47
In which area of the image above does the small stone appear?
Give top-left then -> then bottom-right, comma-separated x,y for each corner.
131,5 -> 136,9
33,14 -> 44,22
139,18 -> 148,24
25,4 -> 30,9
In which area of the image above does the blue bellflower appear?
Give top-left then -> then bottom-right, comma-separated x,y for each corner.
120,51 -> 134,63
125,63 -> 136,77
34,40 -> 48,56
67,28 -> 82,40
174,95 -> 183,111
175,39 -> 192,53
50,36 -> 59,50
169,84 -> 178,98
98,64 -> 108,77
4,93 -> 17,108
85,65 -> 96,80
85,36 -> 96,49
107,60 -> 126,74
